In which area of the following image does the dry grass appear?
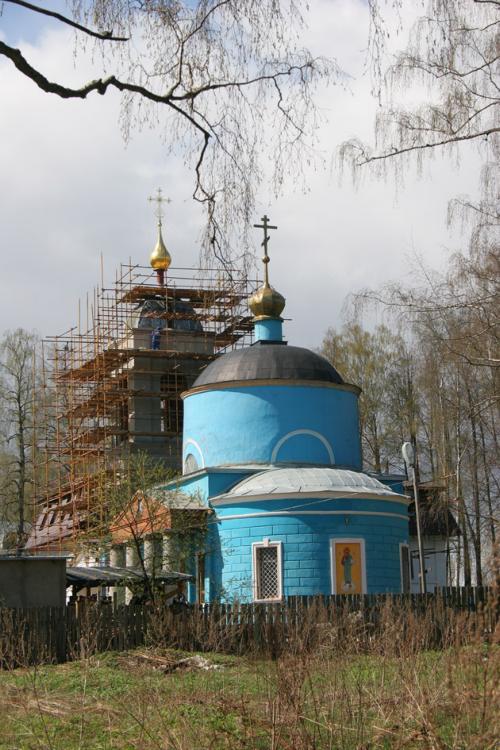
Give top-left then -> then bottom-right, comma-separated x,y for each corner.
0,597 -> 498,749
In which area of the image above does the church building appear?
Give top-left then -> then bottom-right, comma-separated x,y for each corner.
24,195 -> 455,599
161,217 -> 412,602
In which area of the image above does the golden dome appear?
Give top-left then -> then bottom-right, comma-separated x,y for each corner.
249,282 -> 286,319
150,222 -> 171,271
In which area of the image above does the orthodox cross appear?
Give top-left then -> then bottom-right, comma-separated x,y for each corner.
148,187 -> 171,226
253,214 -> 277,286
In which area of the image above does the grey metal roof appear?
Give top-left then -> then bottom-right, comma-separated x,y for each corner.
0,552 -> 70,560
215,467 -> 406,500
192,341 -> 344,388
66,565 -> 193,588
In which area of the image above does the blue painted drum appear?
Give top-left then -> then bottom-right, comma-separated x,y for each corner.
254,318 -> 283,341
183,384 -> 362,470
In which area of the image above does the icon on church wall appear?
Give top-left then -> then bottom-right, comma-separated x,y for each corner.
333,541 -> 363,594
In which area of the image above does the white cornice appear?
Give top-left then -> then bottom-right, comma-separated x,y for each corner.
218,510 -> 409,522
211,490 -> 410,506
182,378 -> 361,399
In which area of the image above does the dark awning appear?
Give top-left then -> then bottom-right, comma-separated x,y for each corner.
66,565 -> 193,588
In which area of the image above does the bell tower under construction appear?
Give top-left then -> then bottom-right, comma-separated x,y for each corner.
26,196 -> 257,551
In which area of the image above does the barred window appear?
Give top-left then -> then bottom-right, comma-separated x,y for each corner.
253,541 -> 282,601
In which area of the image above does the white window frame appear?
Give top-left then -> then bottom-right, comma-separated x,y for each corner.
330,538 -> 367,595
252,539 -> 283,602
399,542 -> 411,593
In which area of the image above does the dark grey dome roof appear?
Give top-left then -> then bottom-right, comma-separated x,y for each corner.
193,342 -> 344,387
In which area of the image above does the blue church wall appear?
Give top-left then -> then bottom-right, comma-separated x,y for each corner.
183,384 -> 362,470
164,468 -> 258,505
206,471 -> 261,498
376,475 -> 406,495
215,496 -> 408,517
170,473 -> 209,500
204,497 -> 409,600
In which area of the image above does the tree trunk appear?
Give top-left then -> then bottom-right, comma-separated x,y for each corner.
372,418 -> 381,474
479,420 -> 496,545
439,380 -> 454,586
455,381 -> 472,586
466,383 -> 483,586
16,384 -> 26,551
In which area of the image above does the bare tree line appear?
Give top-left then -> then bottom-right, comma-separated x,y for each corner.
328,0 -> 499,588
320,258 -> 499,587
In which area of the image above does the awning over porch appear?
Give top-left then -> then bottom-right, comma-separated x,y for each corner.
66,565 -> 193,589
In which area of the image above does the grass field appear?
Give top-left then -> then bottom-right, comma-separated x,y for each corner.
0,638 -> 497,750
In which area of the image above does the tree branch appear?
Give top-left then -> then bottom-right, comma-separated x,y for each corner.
0,36 -> 211,139
0,39 -> 314,112
0,38 -> 318,219
2,0 -> 129,41
168,62 -> 316,103
356,126 -> 500,165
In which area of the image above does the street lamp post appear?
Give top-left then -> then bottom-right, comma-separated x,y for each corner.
402,442 -> 427,595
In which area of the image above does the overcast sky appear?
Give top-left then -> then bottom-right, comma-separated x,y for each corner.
0,0 -> 482,348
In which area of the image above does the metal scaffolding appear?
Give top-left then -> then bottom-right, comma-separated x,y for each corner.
27,260 -> 257,552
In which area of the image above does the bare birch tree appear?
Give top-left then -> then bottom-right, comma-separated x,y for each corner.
342,0 -> 499,169
0,329 -> 40,550
339,0 -> 499,369
0,0 -> 338,265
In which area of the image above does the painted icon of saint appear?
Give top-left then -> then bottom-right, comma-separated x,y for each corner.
341,546 -> 354,591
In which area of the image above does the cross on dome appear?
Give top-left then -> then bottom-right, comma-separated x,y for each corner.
253,214 -> 277,287
148,187 -> 172,227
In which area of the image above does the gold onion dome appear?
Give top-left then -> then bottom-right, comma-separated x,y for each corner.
150,222 -> 171,271
249,282 -> 286,319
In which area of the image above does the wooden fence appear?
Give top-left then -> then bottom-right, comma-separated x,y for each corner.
0,587 -> 496,667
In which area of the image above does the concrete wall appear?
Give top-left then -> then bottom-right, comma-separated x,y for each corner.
130,329 -> 214,355
123,329 -> 214,470
409,536 -> 449,593
0,558 -> 66,608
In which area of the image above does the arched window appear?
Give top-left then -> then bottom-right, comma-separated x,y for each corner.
184,453 -> 199,473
